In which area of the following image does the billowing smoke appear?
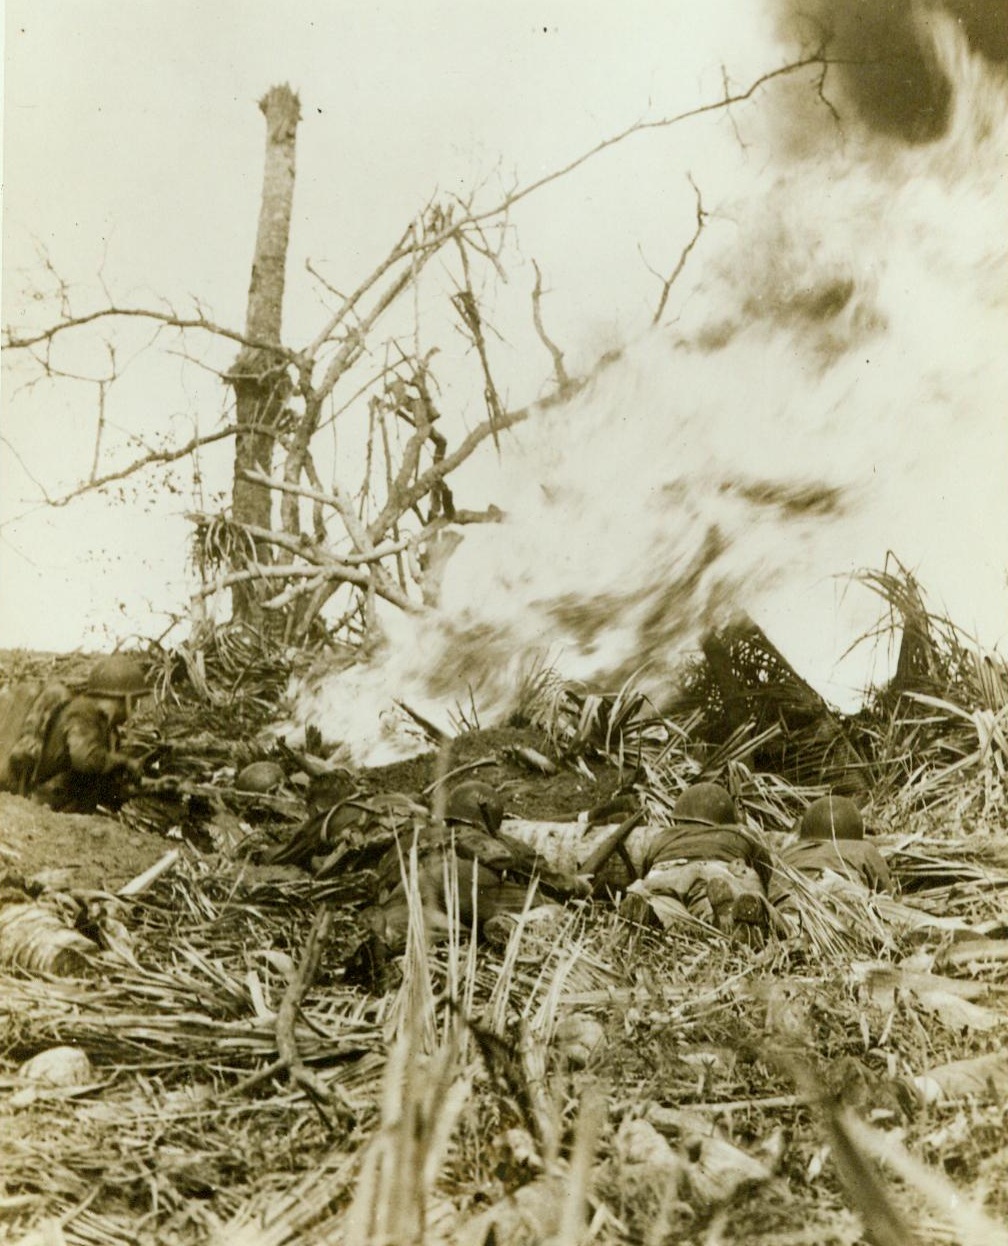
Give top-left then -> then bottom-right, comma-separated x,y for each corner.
294,10 -> 1007,764
770,0 -> 1007,143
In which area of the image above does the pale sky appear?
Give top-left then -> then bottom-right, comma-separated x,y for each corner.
2,1 -> 1005,700
2,0 -> 779,651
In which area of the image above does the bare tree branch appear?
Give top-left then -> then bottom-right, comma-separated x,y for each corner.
369,359 -> 610,539
0,435 -> 55,508
302,452 -> 330,544
1,54 -> 832,647
304,257 -> 350,304
428,56 -> 829,239
242,469 -> 379,564
3,424 -> 242,522
237,505 -> 499,566
193,559 -> 416,611
302,223 -> 415,359
274,257 -> 433,543
530,261 -> 570,392
223,522 -> 328,565
451,236 -> 504,448
237,519 -> 420,569
313,262 -> 420,401
376,367 -> 445,538
6,56 -> 826,364
4,305 -> 303,364
88,350 -> 117,483
281,58 -> 825,388
647,175 -> 707,325
241,467 -> 413,609
264,573 -> 331,611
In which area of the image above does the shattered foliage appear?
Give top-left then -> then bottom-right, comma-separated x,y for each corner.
1,572 -> 1008,1246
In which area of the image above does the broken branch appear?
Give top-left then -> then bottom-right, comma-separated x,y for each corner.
531,261 -> 570,392
274,907 -> 355,1130
649,175 -> 707,325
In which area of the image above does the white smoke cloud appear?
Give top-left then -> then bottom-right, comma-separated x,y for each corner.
295,17 -> 1007,763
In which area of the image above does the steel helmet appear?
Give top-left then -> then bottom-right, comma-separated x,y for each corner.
235,761 -> 287,794
673,782 -> 737,827
444,780 -> 505,833
86,654 -> 149,698
799,795 -> 864,841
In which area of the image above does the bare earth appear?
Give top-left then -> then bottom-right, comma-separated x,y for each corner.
0,792 -> 168,893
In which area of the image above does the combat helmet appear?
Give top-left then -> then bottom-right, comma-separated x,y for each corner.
235,761 -> 287,794
445,780 -> 505,833
799,795 -> 864,841
672,782 -> 737,827
86,654 -> 149,698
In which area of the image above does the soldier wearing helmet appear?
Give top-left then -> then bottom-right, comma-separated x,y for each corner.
773,794 -> 891,894
31,655 -> 150,813
622,782 -> 777,940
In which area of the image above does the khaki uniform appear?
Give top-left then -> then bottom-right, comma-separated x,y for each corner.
32,696 -> 138,813
770,838 -> 891,905
627,826 -> 774,935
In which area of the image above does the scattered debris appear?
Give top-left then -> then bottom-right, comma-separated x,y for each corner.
1,577 -> 1006,1244
0,900 -> 97,976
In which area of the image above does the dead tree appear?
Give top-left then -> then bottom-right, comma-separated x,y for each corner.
226,85 -> 301,625
3,58 -> 828,649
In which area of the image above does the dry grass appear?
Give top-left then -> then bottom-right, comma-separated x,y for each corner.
853,560 -> 1008,822
3,573 -> 1008,1245
4,813 -> 1006,1245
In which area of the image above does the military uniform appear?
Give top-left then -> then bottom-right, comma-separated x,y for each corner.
625,824 -> 775,935
32,696 -> 140,814
768,836 -> 892,917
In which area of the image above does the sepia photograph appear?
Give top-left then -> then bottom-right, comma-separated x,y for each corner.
2,2 -> 1007,1242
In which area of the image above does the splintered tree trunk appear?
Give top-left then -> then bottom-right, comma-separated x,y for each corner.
227,84 -> 301,624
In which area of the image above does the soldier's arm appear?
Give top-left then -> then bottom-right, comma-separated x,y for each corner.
847,841 -> 892,892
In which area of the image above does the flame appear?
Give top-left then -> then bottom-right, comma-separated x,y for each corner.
295,14 -> 1007,764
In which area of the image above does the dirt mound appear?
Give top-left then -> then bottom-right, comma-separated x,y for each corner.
353,724 -> 623,822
